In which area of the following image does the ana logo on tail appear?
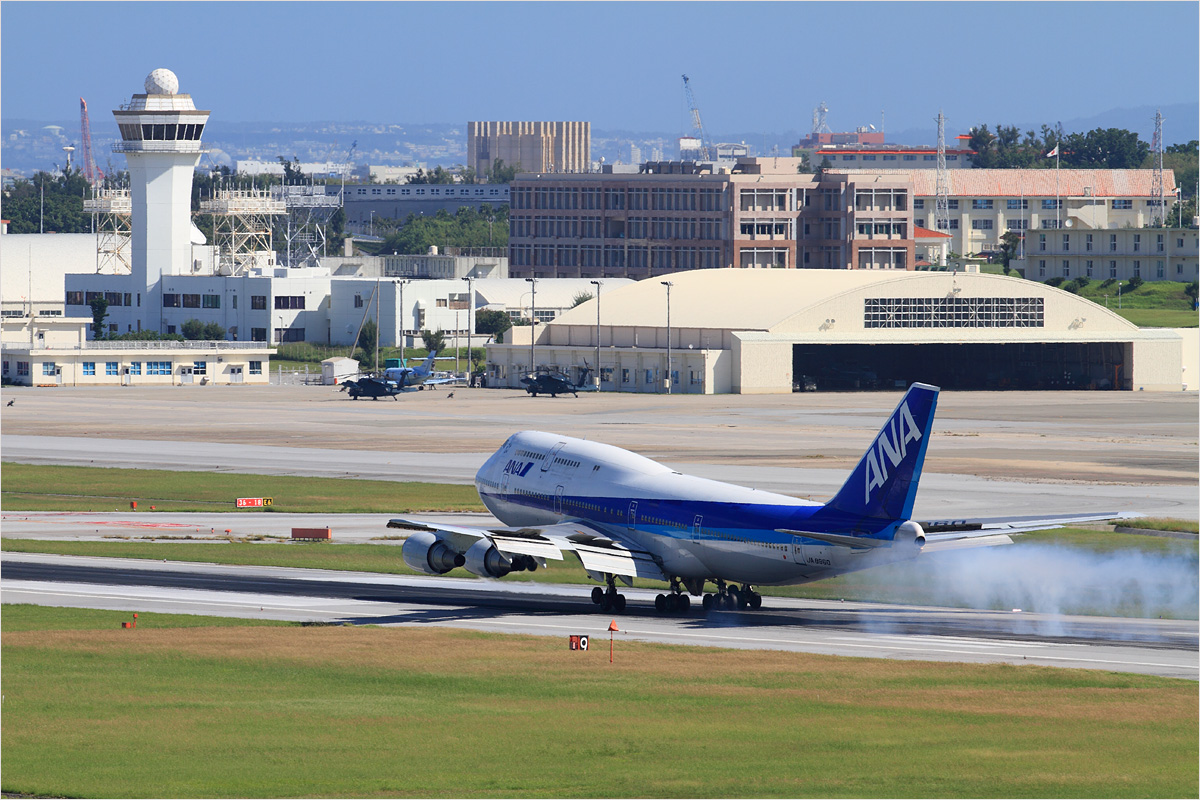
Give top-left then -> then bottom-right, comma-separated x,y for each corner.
864,401 -> 922,503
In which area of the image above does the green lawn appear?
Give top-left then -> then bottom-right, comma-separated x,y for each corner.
2,604 -> 1195,798
0,462 -> 485,513
1112,308 -> 1199,327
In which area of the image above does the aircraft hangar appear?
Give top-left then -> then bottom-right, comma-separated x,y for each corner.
485,269 -> 1186,394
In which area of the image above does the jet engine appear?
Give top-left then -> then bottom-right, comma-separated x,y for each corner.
402,531 -> 465,575
461,540 -> 540,578
893,520 -> 926,548
463,539 -> 513,578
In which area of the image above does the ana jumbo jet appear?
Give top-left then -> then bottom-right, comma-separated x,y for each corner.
388,383 -> 1129,614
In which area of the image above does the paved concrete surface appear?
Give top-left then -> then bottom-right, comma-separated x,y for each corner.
4,552 -> 1196,680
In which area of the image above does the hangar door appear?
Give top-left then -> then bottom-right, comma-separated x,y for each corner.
792,342 -> 1129,391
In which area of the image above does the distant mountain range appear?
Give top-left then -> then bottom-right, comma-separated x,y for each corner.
4,103 -> 1195,177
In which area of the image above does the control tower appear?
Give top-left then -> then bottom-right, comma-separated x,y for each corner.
112,68 -> 209,332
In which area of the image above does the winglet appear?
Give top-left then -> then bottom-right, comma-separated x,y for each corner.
818,383 -> 939,523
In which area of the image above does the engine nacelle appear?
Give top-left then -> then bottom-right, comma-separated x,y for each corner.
463,538 -> 513,578
402,531 -> 465,575
893,520 -> 926,548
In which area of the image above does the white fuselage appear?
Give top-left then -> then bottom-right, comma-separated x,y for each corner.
474,431 -> 907,586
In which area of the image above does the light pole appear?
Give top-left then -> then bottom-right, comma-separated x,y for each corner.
524,277 -> 538,374
369,210 -> 375,237
1117,280 -> 1123,309
461,275 -> 475,370
589,280 -> 602,388
397,278 -> 410,366
277,315 -> 284,346
374,276 -> 381,374
660,281 -> 673,394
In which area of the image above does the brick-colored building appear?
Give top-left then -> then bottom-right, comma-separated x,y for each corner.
507,158 -> 917,279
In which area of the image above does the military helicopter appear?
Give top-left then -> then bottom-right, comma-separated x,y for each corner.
341,375 -> 403,400
520,363 -> 597,397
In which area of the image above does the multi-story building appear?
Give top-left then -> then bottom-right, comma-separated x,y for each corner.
1019,227 -> 1198,283
467,121 -> 590,176
807,145 -> 976,169
507,158 -> 916,278
342,182 -> 509,235
838,168 -> 1177,257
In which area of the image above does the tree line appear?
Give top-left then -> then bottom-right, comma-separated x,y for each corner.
374,204 -> 509,255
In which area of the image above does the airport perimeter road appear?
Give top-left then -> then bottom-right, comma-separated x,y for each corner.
4,552 -> 1196,680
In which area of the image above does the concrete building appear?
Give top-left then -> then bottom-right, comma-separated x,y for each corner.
507,157 -> 917,278
342,182 -> 509,235
1,314 -> 273,386
806,145 -> 976,169
236,159 -> 351,179
485,269 -> 1187,393
327,277 -> 631,348
323,251 -> 508,280
1018,227 -> 1199,283
0,233 -> 101,317
838,168 -> 1177,258
468,121 -> 590,175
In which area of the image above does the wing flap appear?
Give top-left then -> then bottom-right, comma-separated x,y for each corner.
921,533 -> 1014,553
489,536 -> 566,560
570,542 -> 666,581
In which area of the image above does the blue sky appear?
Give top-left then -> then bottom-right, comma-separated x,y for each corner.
3,1 -> 1197,137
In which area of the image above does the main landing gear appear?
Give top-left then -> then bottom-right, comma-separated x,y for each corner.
701,581 -> 763,612
654,577 -> 691,614
591,575 -> 627,613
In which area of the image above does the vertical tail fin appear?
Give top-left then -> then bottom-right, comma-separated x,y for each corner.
415,351 -> 438,377
819,383 -> 939,523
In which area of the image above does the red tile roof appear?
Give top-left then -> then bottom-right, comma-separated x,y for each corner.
833,168 -> 1175,197
914,226 -> 952,239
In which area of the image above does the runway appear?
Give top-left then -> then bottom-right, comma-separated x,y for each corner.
4,434 -> 1195,520
4,552 -> 1196,680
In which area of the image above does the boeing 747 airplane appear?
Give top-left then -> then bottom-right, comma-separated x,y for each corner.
388,383 -> 1130,614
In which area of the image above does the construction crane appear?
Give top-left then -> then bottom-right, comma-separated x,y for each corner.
79,98 -> 104,186
681,74 -> 712,161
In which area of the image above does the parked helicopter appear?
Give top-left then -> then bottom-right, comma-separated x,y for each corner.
520,363 -> 597,397
341,375 -> 403,400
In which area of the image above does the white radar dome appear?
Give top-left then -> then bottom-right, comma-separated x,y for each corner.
145,68 -> 179,95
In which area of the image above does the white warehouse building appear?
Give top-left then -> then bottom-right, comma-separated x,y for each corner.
486,269 -> 1188,393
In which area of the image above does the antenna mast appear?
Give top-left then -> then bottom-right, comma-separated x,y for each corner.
934,110 -> 950,253
1151,109 -> 1165,228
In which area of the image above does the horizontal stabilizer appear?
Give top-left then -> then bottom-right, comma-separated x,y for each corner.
776,528 -> 892,549
921,534 -> 1014,552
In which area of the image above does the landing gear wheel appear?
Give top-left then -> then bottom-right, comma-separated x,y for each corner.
749,592 -> 763,610
677,594 -> 690,612
702,593 -> 715,612
655,594 -> 667,613
722,592 -> 736,611
727,587 -> 742,609
614,594 -> 627,613
591,586 -> 605,605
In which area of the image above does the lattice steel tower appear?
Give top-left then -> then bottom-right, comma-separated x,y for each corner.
934,110 -> 950,259
1150,109 -> 1165,228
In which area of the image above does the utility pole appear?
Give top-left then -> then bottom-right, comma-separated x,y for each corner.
660,280 -> 673,394
398,278 -> 410,367
589,279 -> 603,389
524,277 -> 537,374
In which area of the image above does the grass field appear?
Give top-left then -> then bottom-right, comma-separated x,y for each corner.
1111,308 -> 1199,327
1,604 -> 1195,798
0,462 -> 485,513
6,527 -> 1196,618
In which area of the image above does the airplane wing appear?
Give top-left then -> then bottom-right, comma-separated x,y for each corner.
781,511 -> 1138,554
387,517 -> 667,581
421,376 -> 464,386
